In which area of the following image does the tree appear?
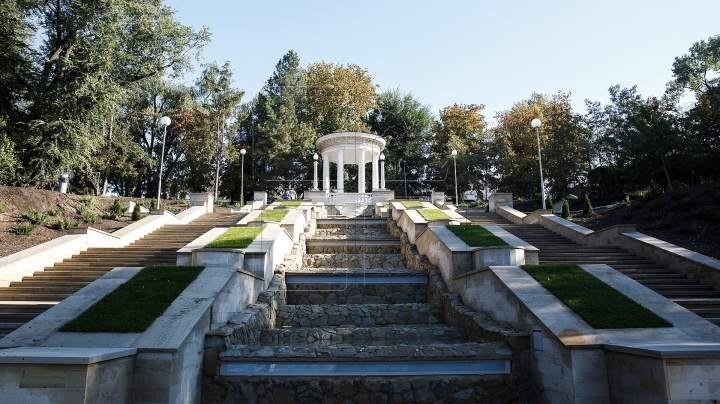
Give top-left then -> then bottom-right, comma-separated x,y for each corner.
304,62 -> 377,135
428,104 -> 490,201
495,92 -> 589,201
368,89 -> 433,197
235,51 -> 316,198
0,0 -> 209,186
195,62 -> 244,199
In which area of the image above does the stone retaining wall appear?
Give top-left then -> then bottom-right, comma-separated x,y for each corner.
312,228 -> 391,237
286,282 -> 427,304
276,303 -> 443,328
258,324 -> 465,345
302,253 -> 406,268
202,374 -> 530,404
306,244 -> 400,254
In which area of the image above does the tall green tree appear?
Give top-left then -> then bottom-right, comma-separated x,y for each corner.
367,89 -> 433,197
428,104 -> 490,202
233,51 -> 316,198
195,61 -> 244,198
0,0 -> 209,186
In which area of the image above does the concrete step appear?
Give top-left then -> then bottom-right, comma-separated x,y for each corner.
635,278 -> 701,285
645,284 -> 713,291
286,281 -> 427,305
302,254 -> 407,269
276,303 -> 442,328
660,291 -> 720,298
671,298 -> 720,309
0,293 -> 71,301
258,324 -> 467,346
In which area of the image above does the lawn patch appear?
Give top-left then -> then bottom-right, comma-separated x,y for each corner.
279,201 -> 302,208
257,209 -> 289,222
521,264 -> 672,329
446,224 -> 507,247
401,201 -> 425,208
205,227 -> 264,248
60,265 -> 204,333
417,208 -> 452,221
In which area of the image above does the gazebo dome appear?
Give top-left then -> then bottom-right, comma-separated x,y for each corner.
315,132 -> 386,165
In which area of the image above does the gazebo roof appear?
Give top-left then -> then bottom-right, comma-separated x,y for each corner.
316,132 -> 386,165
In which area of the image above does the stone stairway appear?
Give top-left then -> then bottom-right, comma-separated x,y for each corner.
463,211 -> 720,326
209,217 -> 524,403
0,211 -> 243,338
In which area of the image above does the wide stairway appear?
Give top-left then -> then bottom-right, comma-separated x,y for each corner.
0,211 -> 243,338
464,210 -> 720,326
213,218 -> 522,402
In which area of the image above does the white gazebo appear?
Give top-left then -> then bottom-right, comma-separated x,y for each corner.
305,132 -> 394,205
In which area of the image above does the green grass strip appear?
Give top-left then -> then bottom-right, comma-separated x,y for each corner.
418,208 -> 452,221
401,201 -> 425,208
205,227 -> 264,248
446,224 -> 508,247
521,264 -> 672,329
257,209 -> 289,222
279,201 -> 302,208
60,265 -> 204,333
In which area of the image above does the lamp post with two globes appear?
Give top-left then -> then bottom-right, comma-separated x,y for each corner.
531,118 -> 546,209
156,116 -> 171,210
451,150 -> 459,205
240,148 -> 246,206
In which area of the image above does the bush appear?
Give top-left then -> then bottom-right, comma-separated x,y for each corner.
24,209 -> 49,225
16,222 -> 37,235
690,208 -> 720,224
0,201 -> 7,214
149,198 -> 157,210
103,198 -> 127,220
670,196 -> 697,211
620,210 -> 634,220
545,197 -> 553,210
583,194 -> 594,215
647,217 -> 672,230
82,209 -> 97,223
78,195 -> 97,207
648,200 -> 666,213
53,217 -> 77,230
46,207 -> 61,216
131,202 -> 143,221
561,199 -> 572,220
678,220 -> 698,234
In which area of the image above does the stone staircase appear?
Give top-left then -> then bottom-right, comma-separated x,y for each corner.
0,211 -> 243,338
208,217 -> 526,403
463,210 -> 720,326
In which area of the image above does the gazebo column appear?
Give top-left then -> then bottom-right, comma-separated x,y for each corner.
371,150 -> 379,190
336,149 -> 344,193
358,148 -> 366,193
322,152 -> 329,192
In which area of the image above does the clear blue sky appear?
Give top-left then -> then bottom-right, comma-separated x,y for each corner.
165,0 -> 720,121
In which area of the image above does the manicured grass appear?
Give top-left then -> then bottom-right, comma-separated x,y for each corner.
418,208 -> 452,221
280,201 -> 302,208
257,209 -> 289,222
401,201 -> 425,208
205,227 -> 264,248
521,264 -> 672,329
59,265 -> 204,333
446,224 -> 508,247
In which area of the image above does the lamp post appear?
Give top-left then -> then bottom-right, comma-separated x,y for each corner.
451,150 -> 459,205
379,153 -> 385,189
156,116 -> 171,209
312,153 -> 319,190
240,148 -> 246,207
531,118 -> 546,209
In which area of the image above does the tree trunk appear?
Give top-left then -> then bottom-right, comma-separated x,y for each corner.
101,118 -> 114,196
661,154 -> 673,191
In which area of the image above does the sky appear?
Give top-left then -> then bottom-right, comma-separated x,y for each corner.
165,0 -> 720,122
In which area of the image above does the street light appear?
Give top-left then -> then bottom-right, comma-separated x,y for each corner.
379,153 -> 385,190
312,153 -> 319,190
156,116 -> 171,209
451,150 -> 459,205
531,118 -> 546,209
240,148 -> 246,206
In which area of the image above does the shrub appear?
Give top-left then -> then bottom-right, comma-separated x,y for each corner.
53,217 -> 77,230
561,199 -> 572,220
24,209 -> 49,225
149,198 -> 157,210
670,190 -> 688,202
0,202 -> 6,214
103,198 -> 127,220
78,195 -> 97,207
82,209 -> 97,223
647,217 -> 671,230
16,222 -> 37,235
583,194 -> 594,215
670,196 -> 697,211
132,202 -> 143,221
545,197 -> 553,210
46,207 -> 61,217
648,200 -> 666,213
646,210 -> 665,221
678,220 -> 698,234
690,208 -> 720,224
620,210 -> 634,220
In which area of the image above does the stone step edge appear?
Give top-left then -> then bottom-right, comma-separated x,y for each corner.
220,341 -> 511,361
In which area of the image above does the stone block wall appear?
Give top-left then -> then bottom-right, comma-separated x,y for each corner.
302,253 -> 406,269
276,303 -> 443,327
305,244 -> 400,254
286,282 -> 427,304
